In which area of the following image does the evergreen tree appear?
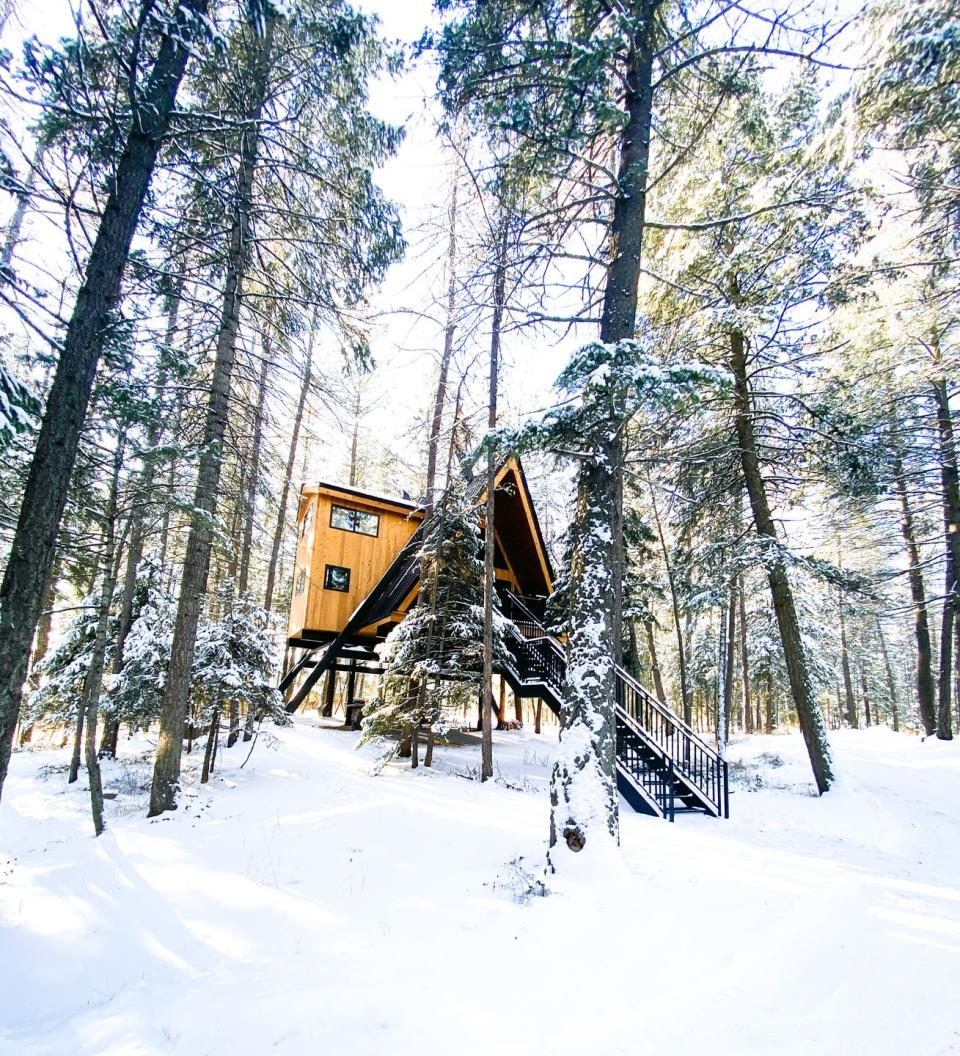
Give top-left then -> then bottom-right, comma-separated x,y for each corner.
192,585 -> 286,782
149,1 -> 404,815
854,0 -> 960,259
515,337 -> 723,861
366,475 -> 508,765
0,0 -> 218,804
24,594 -> 108,731
105,554 -> 176,738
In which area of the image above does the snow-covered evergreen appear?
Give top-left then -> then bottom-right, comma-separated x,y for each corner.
24,594 -> 110,729
107,556 -> 176,734
365,474 -> 509,759
191,584 -> 287,735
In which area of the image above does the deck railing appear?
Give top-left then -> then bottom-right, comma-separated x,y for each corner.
502,591 -> 727,819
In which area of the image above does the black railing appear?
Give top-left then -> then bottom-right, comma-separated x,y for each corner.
505,626 -> 566,697
616,710 -> 676,821
502,591 -> 728,820
614,667 -> 727,816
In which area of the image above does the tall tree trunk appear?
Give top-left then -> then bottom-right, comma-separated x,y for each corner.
28,556 -> 60,691
150,21 -> 275,816
201,707 -> 220,784
238,331 -> 271,597
954,624 -> 960,732
481,216 -> 507,783
729,329 -> 833,792
322,669 -> 336,718
596,5 -> 658,667
548,452 -> 619,861
68,697 -> 86,784
765,669 -> 775,734
838,592 -> 858,728
738,574 -> 753,734
890,420 -> 936,733
933,377 -> 958,740
83,432 -> 126,836
549,2 -> 660,863
859,662 -> 872,727
722,583 -> 735,750
348,386 -> 361,487
0,0 -> 209,804
650,483 -> 691,723
424,153 -> 461,507
103,282 -> 182,757
644,618 -> 667,706
264,313 -> 315,612
876,619 -> 900,732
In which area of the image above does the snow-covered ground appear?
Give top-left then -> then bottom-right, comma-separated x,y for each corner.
2,718 -> 958,1055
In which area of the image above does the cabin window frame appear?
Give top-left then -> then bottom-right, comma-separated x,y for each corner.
329,503 -> 380,538
323,564 -> 351,593
294,567 -> 307,595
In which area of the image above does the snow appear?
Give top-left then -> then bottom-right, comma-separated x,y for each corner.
2,721 -> 959,1055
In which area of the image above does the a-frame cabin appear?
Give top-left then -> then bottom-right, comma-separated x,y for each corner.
280,458 -> 729,821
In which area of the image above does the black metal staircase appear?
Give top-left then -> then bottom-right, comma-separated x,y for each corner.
499,593 -> 728,821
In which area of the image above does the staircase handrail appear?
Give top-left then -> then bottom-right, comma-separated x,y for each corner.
503,590 -> 725,815
504,591 -> 721,763
615,663 -> 721,763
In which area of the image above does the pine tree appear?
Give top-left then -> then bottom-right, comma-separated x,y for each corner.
853,0 -> 960,259
0,0 -> 217,804
149,2 -> 404,815
105,554 -> 176,737
514,338 -> 723,859
191,585 -> 286,782
366,475 -> 508,765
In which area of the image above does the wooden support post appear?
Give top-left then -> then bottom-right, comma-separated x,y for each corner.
322,669 -> 336,718
346,663 -> 357,712
498,676 -> 507,729
514,681 -> 523,726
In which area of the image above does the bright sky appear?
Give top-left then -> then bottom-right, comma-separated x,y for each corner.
3,0 -> 575,496
2,0 -> 873,509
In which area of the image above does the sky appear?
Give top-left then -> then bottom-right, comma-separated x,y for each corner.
1,0 -> 874,509
2,0 -> 576,497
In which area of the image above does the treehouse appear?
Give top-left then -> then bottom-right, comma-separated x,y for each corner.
281,456 -> 729,822
286,457 -> 552,652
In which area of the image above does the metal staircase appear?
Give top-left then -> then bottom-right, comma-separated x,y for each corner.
499,593 -> 728,821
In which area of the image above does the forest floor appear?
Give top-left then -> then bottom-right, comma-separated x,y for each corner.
2,715 -> 959,1055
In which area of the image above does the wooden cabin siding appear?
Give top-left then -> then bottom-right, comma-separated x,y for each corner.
288,484 -> 421,640
287,494 -> 314,637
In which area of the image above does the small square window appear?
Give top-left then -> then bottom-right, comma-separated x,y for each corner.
324,564 -> 351,592
352,509 -> 379,536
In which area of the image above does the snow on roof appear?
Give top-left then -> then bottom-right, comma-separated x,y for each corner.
311,480 -> 423,511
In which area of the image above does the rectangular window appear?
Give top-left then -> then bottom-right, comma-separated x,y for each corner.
323,564 -> 351,592
330,503 -> 379,537
294,568 -> 306,595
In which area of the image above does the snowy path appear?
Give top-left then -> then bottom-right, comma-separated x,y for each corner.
1,720 -> 958,1055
